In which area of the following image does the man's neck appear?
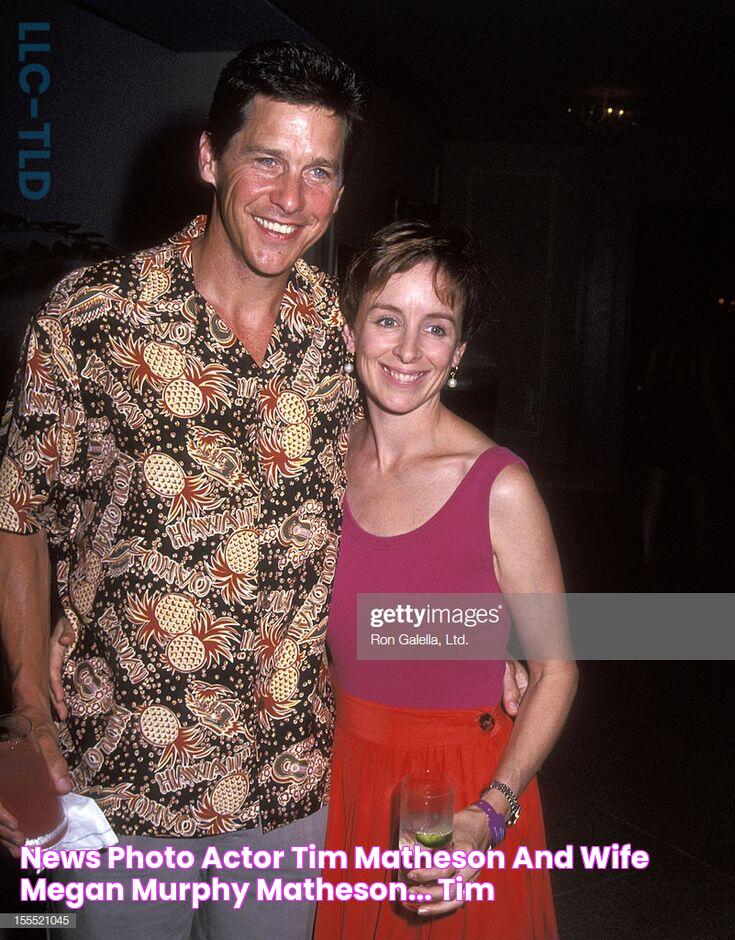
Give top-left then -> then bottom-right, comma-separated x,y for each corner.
192,217 -> 291,335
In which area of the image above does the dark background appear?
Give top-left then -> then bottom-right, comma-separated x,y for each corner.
1,1 -> 734,937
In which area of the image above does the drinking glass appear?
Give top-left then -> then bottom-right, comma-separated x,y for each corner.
399,770 -> 455,851
0,713 -> 67,847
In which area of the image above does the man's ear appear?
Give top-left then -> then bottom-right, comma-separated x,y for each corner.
342,322 -> 355,354
332,185 -> 345,216
198,132 -> 217,186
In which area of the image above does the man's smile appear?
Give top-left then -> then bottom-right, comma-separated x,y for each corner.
252,215 -> 300,237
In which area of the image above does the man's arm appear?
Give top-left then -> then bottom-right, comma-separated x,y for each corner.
0,530 -> 71,856
0,274 -> 87,855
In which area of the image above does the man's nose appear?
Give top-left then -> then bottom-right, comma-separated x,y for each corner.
270,170 -> 305,215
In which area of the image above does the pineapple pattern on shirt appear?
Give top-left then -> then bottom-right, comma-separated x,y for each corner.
0,216 -> 358,837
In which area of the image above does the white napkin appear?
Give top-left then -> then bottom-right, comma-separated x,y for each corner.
52,792 -> 118,850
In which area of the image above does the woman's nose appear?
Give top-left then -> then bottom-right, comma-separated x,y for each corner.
393,330 -> 421,363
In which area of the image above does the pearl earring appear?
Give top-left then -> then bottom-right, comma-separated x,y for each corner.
446,366 -> 458,388
343,354 -> 355,374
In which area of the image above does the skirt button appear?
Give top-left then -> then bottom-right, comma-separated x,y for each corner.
478,712 -> 495,731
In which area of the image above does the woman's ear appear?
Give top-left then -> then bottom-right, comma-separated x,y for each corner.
342,323 -> 355,354
452,341 -> 467,369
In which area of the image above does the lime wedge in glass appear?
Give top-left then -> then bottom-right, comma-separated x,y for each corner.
416,830 -> 452,848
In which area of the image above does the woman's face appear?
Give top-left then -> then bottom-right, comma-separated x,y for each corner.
345,260 -> 466,416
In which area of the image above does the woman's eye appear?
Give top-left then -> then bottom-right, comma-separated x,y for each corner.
376,317 -> 397,328
427,324 -> 447,336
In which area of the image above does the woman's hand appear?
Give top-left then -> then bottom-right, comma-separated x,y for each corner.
49,616 -> 74,720
401,804 -> 498,918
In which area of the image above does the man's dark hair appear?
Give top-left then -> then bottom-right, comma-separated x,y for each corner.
206,40 -> 365,175
341,220 -> 492,342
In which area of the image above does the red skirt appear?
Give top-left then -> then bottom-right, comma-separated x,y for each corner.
314,689 -> 558,940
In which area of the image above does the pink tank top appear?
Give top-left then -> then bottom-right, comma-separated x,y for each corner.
327,446 -> 528,709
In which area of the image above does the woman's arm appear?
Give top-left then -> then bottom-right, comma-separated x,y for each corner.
478,462 -> 577,817
408,463 -> 577,917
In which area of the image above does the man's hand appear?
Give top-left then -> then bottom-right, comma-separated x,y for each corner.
50,616 -> 74,721
0,704 -> 71,858
501,657 -> 529,717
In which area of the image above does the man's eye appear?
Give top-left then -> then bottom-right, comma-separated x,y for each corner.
309,167 -> 331,180
255,157 -> 277,167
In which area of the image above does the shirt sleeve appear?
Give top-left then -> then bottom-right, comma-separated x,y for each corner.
0,274 -> 86,538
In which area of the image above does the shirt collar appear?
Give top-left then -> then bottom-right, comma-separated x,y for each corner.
144,217 -> 332,342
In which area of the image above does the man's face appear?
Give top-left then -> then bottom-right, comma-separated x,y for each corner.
199,95 -> 346,278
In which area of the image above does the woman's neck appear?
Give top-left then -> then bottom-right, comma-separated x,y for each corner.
360,397 -> 453,471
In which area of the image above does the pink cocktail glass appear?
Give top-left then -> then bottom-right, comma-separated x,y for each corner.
0,713 -> 67,847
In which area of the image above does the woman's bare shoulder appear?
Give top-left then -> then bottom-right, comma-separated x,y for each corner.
489,462 -> 546,547
439,410 -> 497,462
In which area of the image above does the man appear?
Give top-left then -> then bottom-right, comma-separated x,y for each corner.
0,40 -> 526,938
0,40 -> 362,939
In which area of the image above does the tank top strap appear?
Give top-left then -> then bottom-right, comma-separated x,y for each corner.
437,445 -> 529,526
470,446 -> 529,500
460,446 -> 529,565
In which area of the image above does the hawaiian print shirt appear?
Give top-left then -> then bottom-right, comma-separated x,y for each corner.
0,216 -> 358,836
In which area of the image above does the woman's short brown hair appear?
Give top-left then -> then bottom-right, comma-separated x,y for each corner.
340,220 -> 491,341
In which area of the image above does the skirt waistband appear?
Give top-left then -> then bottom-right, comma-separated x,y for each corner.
333,686 -> 507,747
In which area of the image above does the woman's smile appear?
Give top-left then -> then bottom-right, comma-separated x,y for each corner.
378,363 -> 429,387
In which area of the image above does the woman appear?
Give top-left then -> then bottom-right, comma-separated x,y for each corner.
314,221 -> 577,938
